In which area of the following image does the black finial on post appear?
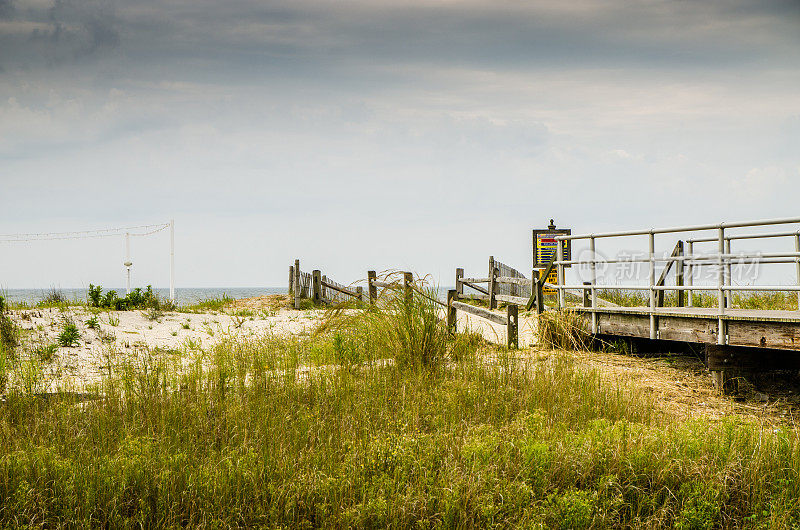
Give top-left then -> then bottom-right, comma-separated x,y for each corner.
548,219 -> 556,230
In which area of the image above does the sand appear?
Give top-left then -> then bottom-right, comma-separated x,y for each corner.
7,298 -> 325,391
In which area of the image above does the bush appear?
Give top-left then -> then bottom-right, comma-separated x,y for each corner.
87,285 -> 174,312
57,320 -> 80,348
0,297 -> 18,356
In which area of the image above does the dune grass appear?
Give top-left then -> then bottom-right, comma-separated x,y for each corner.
598,288 -> 799,311
2,289 -> 800,527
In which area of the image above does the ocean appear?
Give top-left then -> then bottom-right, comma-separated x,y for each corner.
1,287 -> 289,306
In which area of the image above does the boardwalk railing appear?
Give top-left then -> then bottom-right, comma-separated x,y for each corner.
548,217 -> 800,341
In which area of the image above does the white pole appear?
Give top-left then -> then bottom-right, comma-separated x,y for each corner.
124,232 -> 132,295
170,219 -> 175,302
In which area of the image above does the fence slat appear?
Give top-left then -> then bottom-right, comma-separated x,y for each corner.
452,300 -> 507,325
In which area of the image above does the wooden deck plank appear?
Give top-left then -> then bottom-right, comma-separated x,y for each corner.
572,305 -> 800,323
577,304 -> 800,351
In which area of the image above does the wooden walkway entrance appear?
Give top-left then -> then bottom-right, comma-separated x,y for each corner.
528,216 -> 800,389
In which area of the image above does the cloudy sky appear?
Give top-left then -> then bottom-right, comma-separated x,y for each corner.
1,0 -> 799,289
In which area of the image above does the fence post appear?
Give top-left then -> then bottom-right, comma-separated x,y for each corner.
582,281 -> 591,307
294,259 -> 301,309
288,266 -> 294,295
356,286 -> 364,302
367,270 -> 377,305
447,289 -> 457,335
312,270 -> 322,304
403,272 -> 413,306
488,256 -> 497,310
507,304 -> 518,349
455,268 -> 464,300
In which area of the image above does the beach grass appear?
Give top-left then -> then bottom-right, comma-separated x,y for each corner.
2,290 -> 800,527
598,288 -> 799,311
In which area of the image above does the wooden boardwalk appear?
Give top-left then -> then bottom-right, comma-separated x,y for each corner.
571,306 -> 800,351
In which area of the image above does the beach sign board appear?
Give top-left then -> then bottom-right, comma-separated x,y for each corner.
532,224 -> 571,269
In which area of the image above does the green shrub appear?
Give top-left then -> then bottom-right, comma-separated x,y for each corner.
88,284 -> 103,307
0,298 -> 18,356
87,284 -> 174,312
85,315 -> 99,329
57,320 -> 80,348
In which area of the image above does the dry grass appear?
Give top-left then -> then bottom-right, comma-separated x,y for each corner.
536,310 -> 593,351
229,294 -> 293,311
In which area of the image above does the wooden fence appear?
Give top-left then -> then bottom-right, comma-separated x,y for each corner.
289,260 -> 521,348
289,259 -> 364,309
455,255 -> 534,309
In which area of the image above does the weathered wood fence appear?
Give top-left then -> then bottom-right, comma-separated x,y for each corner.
289,259 -> 364,309
455,255 -> 534,309
289,259 -> 521,348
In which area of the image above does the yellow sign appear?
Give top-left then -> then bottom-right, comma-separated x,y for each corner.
542,269 -> 559,295
532,228 -> 571,268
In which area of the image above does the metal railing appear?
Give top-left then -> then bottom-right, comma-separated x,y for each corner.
547,217 -> 800,344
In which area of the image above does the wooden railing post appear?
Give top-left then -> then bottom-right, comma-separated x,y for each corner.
676,240 -> 685,307
488,256 -> 497,309
356,286 -> 364,302
583,281 -> 591,307
507,304 -> 518,349
294,259 -> 301,309
455,268 -> 464,300
403,272 -> 414,306
312,270 -> 322,304
288,265 -> 294,295
447,289 -> 457,335
367,270 -> 377,304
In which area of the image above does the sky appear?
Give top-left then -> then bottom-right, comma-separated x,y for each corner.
1,0 -> 799,289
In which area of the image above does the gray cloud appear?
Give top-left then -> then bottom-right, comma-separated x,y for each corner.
0,0 -> 14,19
1,1 -> 799,287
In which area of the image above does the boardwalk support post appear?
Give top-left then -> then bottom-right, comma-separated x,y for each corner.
288,266 -> 294,295
455,268 -> 464,300
356,286 -> 364,302
706,344 -> 742,394
582,282 -> 591,307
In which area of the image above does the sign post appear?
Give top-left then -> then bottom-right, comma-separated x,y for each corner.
532,219 -> 571,295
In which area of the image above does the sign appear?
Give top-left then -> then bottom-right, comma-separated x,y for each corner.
532,221 -> 571,269
542,268 -> 559,295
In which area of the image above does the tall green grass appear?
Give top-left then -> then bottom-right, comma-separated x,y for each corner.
2,290 -> 800,527
598,288 -> 799,310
